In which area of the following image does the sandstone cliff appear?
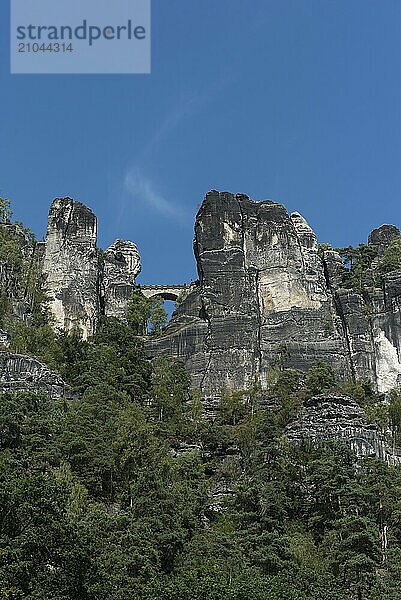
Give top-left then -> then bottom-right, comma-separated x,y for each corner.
41,198 -> 140,338
285,394 -> 401,465
147,190 -> 401,398
1,191 -> 401,464
1,191 -> 400,401
41,198 -> 99,339
103,239 -> 141,320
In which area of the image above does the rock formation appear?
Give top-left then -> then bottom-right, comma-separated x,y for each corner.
368,224 -> 400,257
1,192 -> 400,400
0,353 -> 66,398
1,191 -> 401,464
147,191 -> 349,396
41,198 -> 141,338
41,198 -> 99,339
147,190 -> 401,398
0,222 -> 39,321
286,394 -> 401,465
103,239 -> 141,320
324,226 -> 401,393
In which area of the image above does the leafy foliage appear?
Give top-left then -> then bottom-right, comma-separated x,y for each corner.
379,236 -> 401,274
335,244 -> 378,292
1,349 -> 401,599
0,197 -> 12,223
127,290 -> 167,335
0,197 -> 48,340
335,236 -> 401,292
305,360 -> 337,396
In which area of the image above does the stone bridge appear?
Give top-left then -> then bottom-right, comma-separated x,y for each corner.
139,284 -> 191,301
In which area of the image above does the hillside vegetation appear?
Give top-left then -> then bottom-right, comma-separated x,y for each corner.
1,199 -> 401,599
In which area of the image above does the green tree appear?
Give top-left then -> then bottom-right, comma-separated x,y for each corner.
330,515 -> 381,600
270,368 -> 302,426
305,360 -> 336,395
0,197 -> 12,223
388,389 -> 401,446
57,385 -> 128,499
217,389 -> 250,427
335,244 -> 378,291
379,236 -> 401,274
151,356 -> 190,426
127,290 -> 167,335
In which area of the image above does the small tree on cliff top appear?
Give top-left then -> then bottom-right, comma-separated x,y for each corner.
379,237 -> 401,274
0,197 -> 13,223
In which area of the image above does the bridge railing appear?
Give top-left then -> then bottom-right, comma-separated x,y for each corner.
139,284 -> 189,290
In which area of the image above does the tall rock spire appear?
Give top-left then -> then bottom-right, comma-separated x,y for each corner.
102,239 -> 141,320
42,197 -> 99,339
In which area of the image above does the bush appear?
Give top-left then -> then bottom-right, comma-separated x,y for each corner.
379,236 -> 401,274
305,360 -> 336,395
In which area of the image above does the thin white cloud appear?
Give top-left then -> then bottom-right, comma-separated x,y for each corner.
115,75 -> 235,230
139,75 -> 234,164
124,169 -> 185,222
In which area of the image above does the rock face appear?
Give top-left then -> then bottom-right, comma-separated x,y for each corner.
40,199 -> 142,337
103,240 -> 141,320
324,224 -> 401,393
42,198 -> 99,339
368,224 -> 400,257
147,190 -> 401,398
1,191 -> 401,464
2,191 -> 400,406
0,353 -> 66,398
286,394 -> 401,465
148,191 -> 351,397
12,192 -> 399,400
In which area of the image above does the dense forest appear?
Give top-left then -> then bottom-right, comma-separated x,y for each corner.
2,198 -> 401,599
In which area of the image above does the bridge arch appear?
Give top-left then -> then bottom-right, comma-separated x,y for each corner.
147,291 -> 180,301
139,284 -> 191,302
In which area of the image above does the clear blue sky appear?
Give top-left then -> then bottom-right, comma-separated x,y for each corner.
1,0 -> 400,284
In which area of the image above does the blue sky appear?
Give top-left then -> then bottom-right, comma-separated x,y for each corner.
1,0 -> 400,285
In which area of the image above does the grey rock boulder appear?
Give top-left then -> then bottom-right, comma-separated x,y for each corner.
368,224 -> 401,257
285,394 -> 401,465
0,352 -> 67,398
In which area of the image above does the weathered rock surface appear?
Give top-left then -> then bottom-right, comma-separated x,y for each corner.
103,239 -> 141,320
0,352 -> 66,398
148,191 -> 401,398
42,198 -> 99,339
148,191 -> 351,397
286,394 -> 401,465
0,330 -> 10,347
323,229 -> 401,393
1,191 -> 401,464
40,199 -> 142,337
371,273 -> 401,392
368,224 -> 401,257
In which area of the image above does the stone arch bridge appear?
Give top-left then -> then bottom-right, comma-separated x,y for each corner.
139,284 -> 191,302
